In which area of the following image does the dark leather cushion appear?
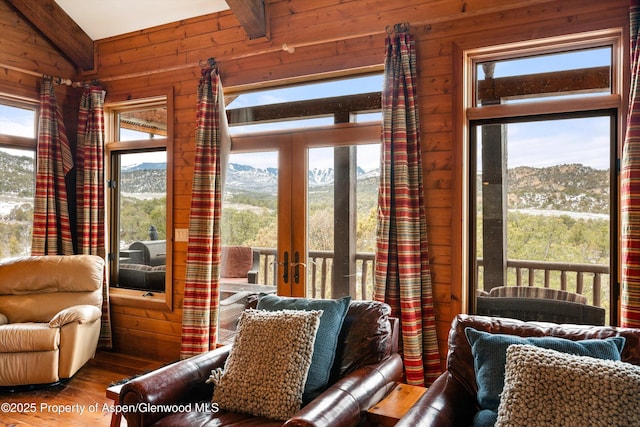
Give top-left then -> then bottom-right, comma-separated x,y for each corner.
333,300 -> 393,379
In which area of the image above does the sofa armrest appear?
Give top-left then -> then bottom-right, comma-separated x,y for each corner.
121,345 -> 231,427
396,372 -> 478,427
49,305 -> 102,328
284,353 -> 403,427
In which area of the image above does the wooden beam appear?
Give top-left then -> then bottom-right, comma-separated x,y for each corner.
8,0 -> 94,71
226,0 -> 269,40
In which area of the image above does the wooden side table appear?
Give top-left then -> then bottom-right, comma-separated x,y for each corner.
367,383 -> 427,426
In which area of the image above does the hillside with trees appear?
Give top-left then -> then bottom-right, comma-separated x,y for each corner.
0,149 -> 612,276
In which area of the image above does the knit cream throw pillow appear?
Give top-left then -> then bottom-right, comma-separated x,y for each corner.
209,308 -> 322,421
497,344 -> 640,427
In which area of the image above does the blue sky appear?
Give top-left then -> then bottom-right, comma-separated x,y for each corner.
0,104 -> 35,139
477,46 -> 611,79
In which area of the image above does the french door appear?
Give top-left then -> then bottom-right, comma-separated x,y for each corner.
223,123 -> 380,298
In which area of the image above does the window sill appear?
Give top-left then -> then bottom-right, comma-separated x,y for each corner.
109,287 -> 172,311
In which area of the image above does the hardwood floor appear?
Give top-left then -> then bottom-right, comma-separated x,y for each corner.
0,351 -> 164,426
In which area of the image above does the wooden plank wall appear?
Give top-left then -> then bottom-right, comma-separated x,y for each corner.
0,0 -> 79,138
1,0 -> 630,366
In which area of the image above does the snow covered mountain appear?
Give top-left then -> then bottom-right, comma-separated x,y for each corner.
117,161 -> 377,194
225,163 -> 373,192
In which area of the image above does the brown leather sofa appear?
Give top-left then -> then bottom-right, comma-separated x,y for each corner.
0,255 -> 104,387
397,314 -> 640,427
120,300 -> 403,427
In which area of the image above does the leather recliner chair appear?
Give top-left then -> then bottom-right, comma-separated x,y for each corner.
0,255 -> 104,387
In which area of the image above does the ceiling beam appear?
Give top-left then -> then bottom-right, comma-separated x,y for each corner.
226,0 -> 269,40
8,0 -> 94,71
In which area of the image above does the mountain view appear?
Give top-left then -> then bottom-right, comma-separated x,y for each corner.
0,144 -> 611,272
120,162 -> 371,194
506,164 -> 609,215
118,161 -> 609,213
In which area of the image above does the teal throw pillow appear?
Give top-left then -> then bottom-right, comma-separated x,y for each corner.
465,327 -> 625,427
257,294 -> 351,403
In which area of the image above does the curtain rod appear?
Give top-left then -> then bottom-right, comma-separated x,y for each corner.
98,16 -> 435,83
98,0 -> 548,83
0,62 -> 93,88
109,0 -> 545,83
98,28 -> 389,83
2,0 -> 551,85
2,12 -> 442,85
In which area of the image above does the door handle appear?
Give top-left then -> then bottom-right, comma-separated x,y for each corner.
281,251 -> 289,284
290,251 -> 306,284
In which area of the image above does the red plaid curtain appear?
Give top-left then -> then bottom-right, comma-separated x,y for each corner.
77,85 -> 112,348
181,62 -> 230,358
374,26 -> 441,386
622,0 -> 640,327
31,78 -> 74,255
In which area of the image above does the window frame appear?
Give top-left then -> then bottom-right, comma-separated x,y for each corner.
0,95 -> 38,258
105,89 -> 174,312
0,95 -> 38,149
457,29 -> 624,324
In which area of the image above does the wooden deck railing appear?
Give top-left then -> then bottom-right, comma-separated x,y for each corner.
252,249 -> 609,308
252,247 -> 376,299
476,258 -> 609,307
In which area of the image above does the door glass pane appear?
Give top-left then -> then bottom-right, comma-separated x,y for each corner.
474,115 -> 611,320
221,151 -> 279,286
307,146 -> 335,299
0,147 -> 34,257
306,143 -> 380,300
116,150 -> 167,292
219,151 -> 278,344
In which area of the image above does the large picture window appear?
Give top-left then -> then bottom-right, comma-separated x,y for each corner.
465,31 -> 621,325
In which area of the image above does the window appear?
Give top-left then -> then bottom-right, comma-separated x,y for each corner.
222,73 -> 382,299
105,94 -> 172,309
0,98 -> 37,257
465,31 -> 622,324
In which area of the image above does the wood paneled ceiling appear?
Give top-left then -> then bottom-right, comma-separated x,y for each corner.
7,0 -> 268,72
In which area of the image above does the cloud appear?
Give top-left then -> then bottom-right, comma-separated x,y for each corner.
505,116 -> 610,170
